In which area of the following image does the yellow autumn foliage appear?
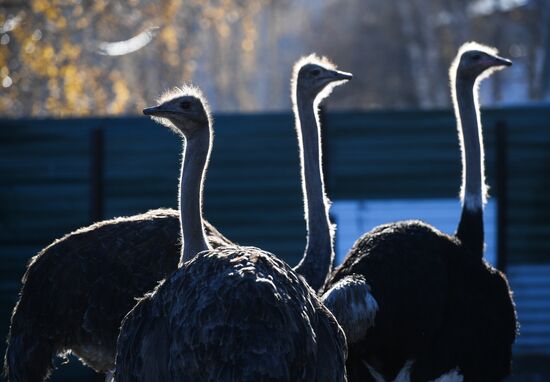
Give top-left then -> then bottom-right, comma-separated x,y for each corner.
1,0 -> 272,117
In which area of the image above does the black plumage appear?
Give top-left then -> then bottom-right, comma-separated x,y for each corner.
326,221 -> 516,381
456,207 -> 484,256
116,246 -> 347,382
323,43 -> 517,381
4,208 -> 231,381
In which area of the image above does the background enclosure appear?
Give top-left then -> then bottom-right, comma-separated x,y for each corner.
1,107 -> 549,379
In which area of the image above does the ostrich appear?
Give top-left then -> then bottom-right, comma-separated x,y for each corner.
5,184 -> 231,378
322,42 -> 517,381
115,85 -> 347,381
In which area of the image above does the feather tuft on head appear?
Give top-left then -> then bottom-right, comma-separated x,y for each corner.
449,41 -> 500,84
292,54 -> 336,82
157,84 -> 208,106
147,84 -> 212,132
291,54 -> 340,106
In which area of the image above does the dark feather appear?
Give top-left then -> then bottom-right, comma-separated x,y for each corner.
324,220 -> 517,381
116,246 -> 347,382
456,208 -> 484,257
4,208 -> 232,381
321,275 -> 377,344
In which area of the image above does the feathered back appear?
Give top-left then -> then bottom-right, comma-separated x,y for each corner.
116,246 -> 347,381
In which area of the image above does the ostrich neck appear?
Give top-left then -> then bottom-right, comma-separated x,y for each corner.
293,93 -> 333,291
456,78 -> 484,210
178,126 -> 212,266
455,77 -> 484,255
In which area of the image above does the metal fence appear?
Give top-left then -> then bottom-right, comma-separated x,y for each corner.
1,106 -> 549,380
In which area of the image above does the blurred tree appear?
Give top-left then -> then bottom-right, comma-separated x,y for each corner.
0,0 -> 287,117
0,0 -> 548,116
309,0 -> 548,109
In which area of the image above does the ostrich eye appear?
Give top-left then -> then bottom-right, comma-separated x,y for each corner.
472,54 -> 481,61
311,69 -> 321,76
180,101 -> 192,110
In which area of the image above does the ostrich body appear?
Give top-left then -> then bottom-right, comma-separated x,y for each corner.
115,86 -> 347,382
322,43 -> 517,381
4,210 -> 231,382
4,55 -> 352,382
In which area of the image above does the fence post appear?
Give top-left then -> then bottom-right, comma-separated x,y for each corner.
90,127 -> 104,223
495,120 -> 508,272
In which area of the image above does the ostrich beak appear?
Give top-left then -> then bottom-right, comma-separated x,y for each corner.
331,70 -> 353,82
143,106 -> 162,116
489,55 -> 512,68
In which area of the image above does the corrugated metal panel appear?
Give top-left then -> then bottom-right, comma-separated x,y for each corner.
508,265 -> 550,355
326,109 -> 493,198
0,119 -> 92,245
103,117 -> 180,215
206,113 -> 304,263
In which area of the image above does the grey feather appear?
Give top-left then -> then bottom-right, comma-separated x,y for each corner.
115,246 -> 348,382
322,275 -> 378,344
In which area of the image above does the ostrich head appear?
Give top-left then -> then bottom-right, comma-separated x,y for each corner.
292,54 -> 353,104
452,42 -> 512,82
143,85 -> 212,137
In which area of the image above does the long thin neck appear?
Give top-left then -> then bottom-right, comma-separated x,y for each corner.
292,92 -> 333,291
178,126 -> 212,266
455,77 -> 484,256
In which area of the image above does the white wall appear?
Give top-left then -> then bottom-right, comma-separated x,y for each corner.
331,198 -> 497,265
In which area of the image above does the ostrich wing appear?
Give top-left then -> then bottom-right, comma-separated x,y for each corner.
321,275 -> 378,344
